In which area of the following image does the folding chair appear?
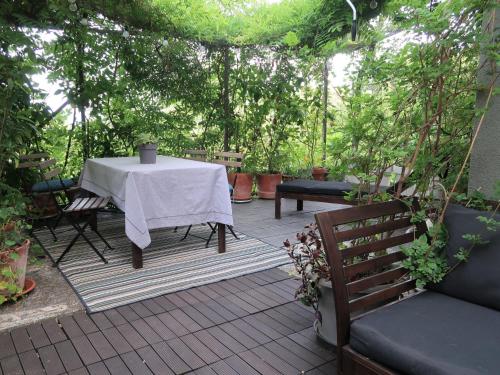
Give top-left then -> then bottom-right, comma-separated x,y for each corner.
184,149 -> 208,162
36,160 -> 113,265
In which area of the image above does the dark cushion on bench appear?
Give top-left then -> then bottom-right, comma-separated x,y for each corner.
428,204 -> 500,311
276,179 -> 353,196
350,291 -> 500,375
32,178 -> 75,193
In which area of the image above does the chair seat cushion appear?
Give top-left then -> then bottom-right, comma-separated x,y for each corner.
32,178 -> 75,193
350,291 -> 500,375
428,204 -> 500,310
276,179 -> 353,196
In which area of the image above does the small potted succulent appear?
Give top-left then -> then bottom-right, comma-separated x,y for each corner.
136,133 -> 158,164
285,224 -> 337,345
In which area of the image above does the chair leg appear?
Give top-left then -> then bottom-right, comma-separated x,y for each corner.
93,227 -> 113,249
205,224 -> 218,248
180,225 -> 192,241
78,230 -> 108,264
228,225 -> 239,240
55,225 -> 84,265
47,223 -> 58,242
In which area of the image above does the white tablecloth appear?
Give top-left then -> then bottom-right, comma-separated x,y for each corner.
81,156 -> 233,249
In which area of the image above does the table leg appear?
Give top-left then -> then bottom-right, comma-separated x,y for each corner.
132,242 -> 143,269
218,223 -> 226,253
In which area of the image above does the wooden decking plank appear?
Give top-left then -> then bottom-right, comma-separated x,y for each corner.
115,306 -> 140,323
244,288 -> 280,308
11,327 -> 34,353
103,356 -> 132,375
180,334 -> 219,365
37,345 -> 66,375
169,309 -> 203,333
209,360 -> 239,375
193,366 -> 218,375
257,285 -> 293,304
131,319 -> 163,345
206,327 -> 246,354
252,312 -> 294,336
224,355 -> 260,375
101,328 -> 133,355
55,340 -> 84,372
265,341 -> 314,371
181,305 -> 216,328
264,309 -> 307,331
221,295 -> 259,314
176,290 -> 200,305
204,299 -> 240,320
26,324 -> 51,349
120,351 -> 153,375
103,310 -> 127,327
68,367 -> 90,375
273,305 -> 312,328
196,285 -> 221,299
71,336 -> 101,366
129,302 -> 154,318
151,341 -> 190,375
87,362 -> 111,375
238,350 -> 281,375
90,313 -> 113,331
193,331 -> 233,360
224,278 -> 251,292
151,295 -> 177,312
156,312 -> 190,337
284,302 -> 316,320
143,316 -> 176,341
287,332 -> 335,362
216,280 -> 241,295
141,299 -> 166,315
115,323 -> 148,350
316,360 -> 337,374
18,349 -> 44,375
242,274 -> 268,286
186,288 -> 212,303
276,336 -> 325,367
241,316 -> 283,341
251,346 -> 298,375
0,355 -> 24,375
72,313 -> 99,335
191,302 -> 227,325
234,276 -> 261,290
230,319 -> 272,345
204,283 -> 232,297
0,333 -> 16,359
87,332 -> 117,360
164,293 -> 189,308
263,282 -> 295,299
167,338 -> 205,370
231,292 -> 269,311
59,316 -> 85,339
136,346 -> 174,375
218,323 -> 259,349
42,319 -> 67,344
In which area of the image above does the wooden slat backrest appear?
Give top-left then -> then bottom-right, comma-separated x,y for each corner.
184,149 -> 207,162
213,151 -> 244,169
17,161 -> 41,169
39,159 -> 57,170
20,153 -> 49,161
43,168 -> 62,180
17,153 -> 50,169
315,199 -> 428,351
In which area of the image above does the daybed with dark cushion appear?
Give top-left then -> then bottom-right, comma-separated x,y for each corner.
275,179 -> 356,219
315,201 -> 500,375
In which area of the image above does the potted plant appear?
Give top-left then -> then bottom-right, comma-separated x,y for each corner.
0,187 -> 32,304
136,133 -> 158,164
312,166 -> 328,181
227,171 -> 254,203
285,224 -> 337,345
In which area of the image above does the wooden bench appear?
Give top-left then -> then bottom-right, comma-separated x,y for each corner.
315,200 -> 500,375
275,179 -> 357,219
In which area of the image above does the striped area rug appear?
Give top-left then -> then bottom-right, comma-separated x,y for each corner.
40,215 -> 290,313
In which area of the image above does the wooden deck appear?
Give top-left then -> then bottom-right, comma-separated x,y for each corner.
0,268 -> 336,375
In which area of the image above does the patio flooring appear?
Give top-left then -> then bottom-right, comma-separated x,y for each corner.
0,199 -> 345,374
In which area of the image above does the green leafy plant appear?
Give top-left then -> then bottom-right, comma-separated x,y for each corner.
136,133 -> 158,146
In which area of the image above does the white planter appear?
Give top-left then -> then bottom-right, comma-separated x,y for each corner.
313,279 -> 337,346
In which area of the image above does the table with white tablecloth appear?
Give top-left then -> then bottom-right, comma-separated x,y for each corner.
81,156 -> 233,268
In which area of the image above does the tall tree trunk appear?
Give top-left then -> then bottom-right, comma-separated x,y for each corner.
322,58 -> 329,164
76,37 -> 87,162
222,46 -> 230,152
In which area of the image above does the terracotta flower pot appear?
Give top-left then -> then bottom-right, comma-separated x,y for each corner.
228,172 -> 253,203
32,192 -> 58,217
312,167 -> 328,181
257,173 -> 282,199
0,239 -> 30,294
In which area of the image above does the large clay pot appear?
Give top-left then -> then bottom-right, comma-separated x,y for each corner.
32,192 -> 58,217
0,239 -> 30,294
313,279 -> 337,345
256,173 -> 282,199
312,166 -> 328,181
138,144 -> 157,164
228,172 -> 253,203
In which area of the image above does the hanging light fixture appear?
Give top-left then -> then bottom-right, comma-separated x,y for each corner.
345,0 -> 357,41
370,0 -> 378,9
162,38 -> 169,47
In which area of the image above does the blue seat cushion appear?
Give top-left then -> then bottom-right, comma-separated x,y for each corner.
350,291 -> 500,375
32,178 -> 75,193
276,179 -> 353,196
428,204 -> 500,310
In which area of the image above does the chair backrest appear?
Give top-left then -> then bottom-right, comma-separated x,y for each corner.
314,199 -> 428,350
212,151 -> 244,171
184,149 -> 207,162
17,152 -> 50,169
